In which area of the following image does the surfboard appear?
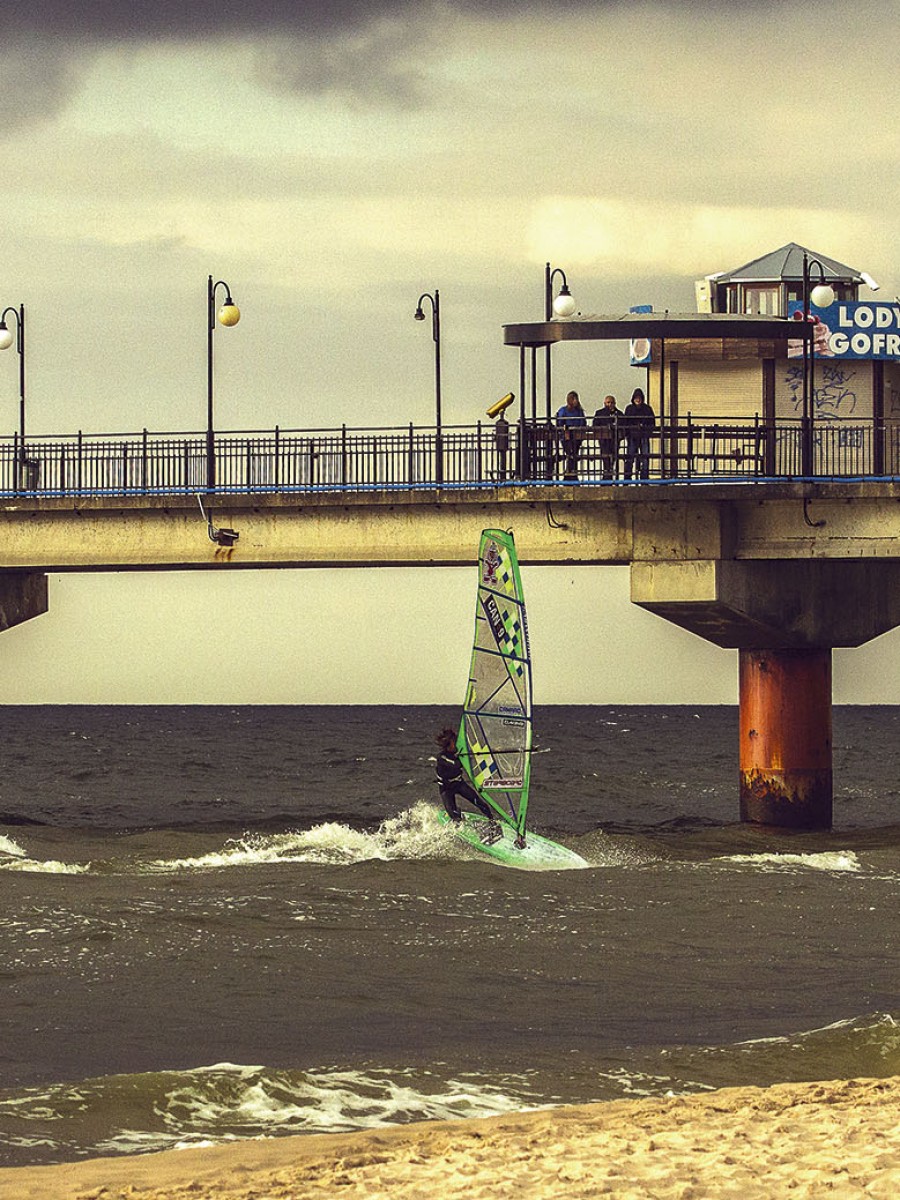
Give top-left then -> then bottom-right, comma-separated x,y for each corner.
440,528 -> 587,871
437,810 -> 586,870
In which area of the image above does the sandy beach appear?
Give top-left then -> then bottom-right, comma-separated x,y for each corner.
1,1075 -> 897,1199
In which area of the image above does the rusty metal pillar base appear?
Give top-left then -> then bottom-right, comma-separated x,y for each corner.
739,648 -> 832,830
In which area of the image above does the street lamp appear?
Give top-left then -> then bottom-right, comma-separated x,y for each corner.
414,289 -> 442,485
207,274 -> 241,490
0,304 -> 27,490
544,264 -> 575,420
800,253 -> 836,477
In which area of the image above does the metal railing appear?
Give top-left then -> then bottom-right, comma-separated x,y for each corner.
1,416 -> 898,497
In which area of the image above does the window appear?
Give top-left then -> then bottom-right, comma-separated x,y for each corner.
742,286 -> 780,315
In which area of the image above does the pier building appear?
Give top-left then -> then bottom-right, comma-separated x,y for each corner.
502,243 -> 900,831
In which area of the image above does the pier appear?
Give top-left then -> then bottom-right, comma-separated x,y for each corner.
0,291 -> 897,832
0,425 -> 898,832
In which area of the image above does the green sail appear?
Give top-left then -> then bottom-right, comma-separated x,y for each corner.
457,529 -> 533,836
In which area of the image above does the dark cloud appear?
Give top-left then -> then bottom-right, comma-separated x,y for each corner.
253,19 -> 439,110
0,0 -> 786,130
0,1 -> 416,41
0,43 -> 85,129
1,3 -> 459,123
1,0 -> 777,42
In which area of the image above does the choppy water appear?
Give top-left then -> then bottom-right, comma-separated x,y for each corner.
0,705 -> 898,1167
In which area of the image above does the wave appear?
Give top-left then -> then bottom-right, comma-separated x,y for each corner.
3,1014 -> 897,1168
708,850 -> 862,874
0,1062 -> 548,1167
142,803 -> 465,872
0,803 -> 598,875
0,858 -> 90,874
0,833 -> 90,874
655,1012 -> 900,1092
0,834 -> 26,858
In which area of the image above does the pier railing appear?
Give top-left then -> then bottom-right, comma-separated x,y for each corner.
1,416 -> 899,496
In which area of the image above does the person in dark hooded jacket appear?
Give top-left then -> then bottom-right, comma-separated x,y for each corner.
622,387 -> 655,480
434,727 -> 497,826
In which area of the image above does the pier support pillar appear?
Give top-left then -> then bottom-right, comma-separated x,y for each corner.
0,572 -> 47,631
738,649 -> 832,829
629,559 -> 900,830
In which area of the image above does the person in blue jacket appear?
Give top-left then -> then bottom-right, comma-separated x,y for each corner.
556,390 -> 587,479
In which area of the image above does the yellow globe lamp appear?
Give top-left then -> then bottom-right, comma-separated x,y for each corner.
218,300 -> 241,327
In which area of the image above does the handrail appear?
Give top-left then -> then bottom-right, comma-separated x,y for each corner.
0,415 -> 895,497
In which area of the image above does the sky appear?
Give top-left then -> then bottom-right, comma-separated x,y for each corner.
0,0 -> 898,704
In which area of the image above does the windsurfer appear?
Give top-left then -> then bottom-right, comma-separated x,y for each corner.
434,727 -> 502,841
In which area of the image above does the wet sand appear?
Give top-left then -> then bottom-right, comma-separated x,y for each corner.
1,1076 -> 897,1199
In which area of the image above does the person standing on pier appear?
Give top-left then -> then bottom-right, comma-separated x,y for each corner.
556,390 -> 587,480
494,413 -> 510,480
593,394 -> 622,480
622,387 -> 656,480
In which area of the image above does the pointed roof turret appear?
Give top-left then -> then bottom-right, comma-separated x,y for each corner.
714,243 -> 864,285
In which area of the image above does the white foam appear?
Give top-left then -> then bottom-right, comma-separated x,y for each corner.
0,857 -> 90,874
0,834 -> 26,858
0,833 -> 90,873
73,1063 -> 548,1158
160,1064 -> 540,1137
144,802 -> 460,873
710,850 -> 861,874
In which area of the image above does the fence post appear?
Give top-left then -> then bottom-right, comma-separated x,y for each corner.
274,425 -> 280,490
753,413 -> 760,478
341,424 -> 348,488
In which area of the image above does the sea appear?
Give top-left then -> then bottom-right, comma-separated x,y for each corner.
1,704 -> 898,1168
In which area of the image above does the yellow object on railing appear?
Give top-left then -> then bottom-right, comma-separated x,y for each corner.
486,393 -> 514,419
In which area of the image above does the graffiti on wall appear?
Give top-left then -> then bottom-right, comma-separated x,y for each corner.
784,363 -> 859,419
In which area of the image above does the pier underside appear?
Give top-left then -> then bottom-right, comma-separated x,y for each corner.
632,559 -> 900,830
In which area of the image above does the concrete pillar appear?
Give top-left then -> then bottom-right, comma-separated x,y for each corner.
0,572 -> 48,631
739,648 -> 832,830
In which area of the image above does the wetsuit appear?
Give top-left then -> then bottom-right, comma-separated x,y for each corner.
435,749 -> 493,822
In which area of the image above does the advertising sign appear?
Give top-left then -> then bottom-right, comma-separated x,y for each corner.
787,300 -> 900,360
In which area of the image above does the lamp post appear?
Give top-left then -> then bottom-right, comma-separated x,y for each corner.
800,253 -> 836,477
207,275 -> 241,491
414,289 -> 442,485
0,304 -> 26,490
544,263 -> 575,420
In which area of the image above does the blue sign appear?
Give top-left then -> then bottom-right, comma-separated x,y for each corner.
787,300 -> 900,361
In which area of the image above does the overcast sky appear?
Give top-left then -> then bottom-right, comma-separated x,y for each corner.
0,0 -> 897,704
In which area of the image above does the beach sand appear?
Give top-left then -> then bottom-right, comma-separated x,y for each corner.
1,1076 -> 897,1199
